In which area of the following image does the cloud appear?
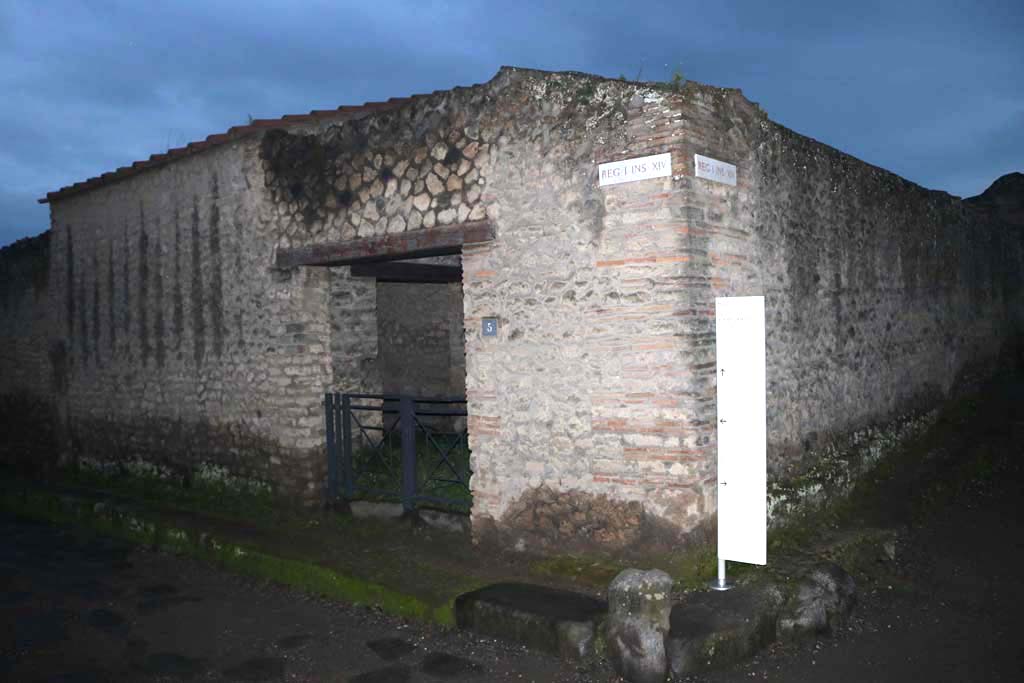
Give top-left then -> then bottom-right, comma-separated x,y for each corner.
1,0 -> 1021,246
0,189 -> 49,246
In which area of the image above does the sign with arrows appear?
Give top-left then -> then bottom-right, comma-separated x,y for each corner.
715,295 -> 767,567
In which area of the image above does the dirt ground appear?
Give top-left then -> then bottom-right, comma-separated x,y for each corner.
689,375 -> 1024,682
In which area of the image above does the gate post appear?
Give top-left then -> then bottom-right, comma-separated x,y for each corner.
324,393 -> 338,504
341,394 -> 354,500
399,395 -> 417,513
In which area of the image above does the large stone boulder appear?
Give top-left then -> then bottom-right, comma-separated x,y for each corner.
604,568 -> 673,683
665,583 -> 784,676
777,562 -> 856,640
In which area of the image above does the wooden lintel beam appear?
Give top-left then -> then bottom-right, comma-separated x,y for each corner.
274,220 -> 494,268
350,263 -> 462,284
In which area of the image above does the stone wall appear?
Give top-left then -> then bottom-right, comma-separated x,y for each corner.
44,137 -> 335,501
254,66 -> 1023,549
0,232 -> 53,398
12,65 -> 1021,549
467,74 -> 1019,548
656,83 -> 1024,514
377,280 -> 465,398
748,120 -> 1023,475
461,80 -> 719,551
662,89 -> 1024,480
256,67 -> 715,548
0,232 -> 59,468
328,266 -> 380,395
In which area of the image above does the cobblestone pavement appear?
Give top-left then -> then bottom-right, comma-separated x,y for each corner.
0,513 -> 615,682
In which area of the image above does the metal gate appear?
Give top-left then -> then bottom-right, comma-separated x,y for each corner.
324,393 -> 471,513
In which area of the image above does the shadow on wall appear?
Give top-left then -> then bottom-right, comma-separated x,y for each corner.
0,392 -> 60,475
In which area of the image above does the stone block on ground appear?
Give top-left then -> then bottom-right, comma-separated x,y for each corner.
604,568 -> 673,683
418,509 -> 470,534
777,562 -> 857,640
350,502 -> 404,519
665,583 -> 784,676
454,582 -> 607,660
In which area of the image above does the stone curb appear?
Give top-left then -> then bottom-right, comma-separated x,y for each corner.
0,485 -> 456,626
455,582 -> 608,661
666,559 -> 861,676
666,582 -> 785,676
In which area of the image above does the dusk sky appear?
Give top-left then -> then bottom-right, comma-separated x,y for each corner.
2,0 -> 1021,248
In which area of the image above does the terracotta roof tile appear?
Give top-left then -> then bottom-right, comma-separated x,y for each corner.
41,66 -> 621,204
38,89 -> 457,204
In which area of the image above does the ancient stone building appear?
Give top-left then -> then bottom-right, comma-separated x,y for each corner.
2,67 -> 1021,552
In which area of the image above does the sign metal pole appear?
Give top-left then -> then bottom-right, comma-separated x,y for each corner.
710,558 -> 733,591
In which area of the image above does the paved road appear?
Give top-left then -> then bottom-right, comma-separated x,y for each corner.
0,514 -> 607,682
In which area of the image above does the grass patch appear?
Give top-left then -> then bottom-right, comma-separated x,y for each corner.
529,537 -> 726,593
349,427 -> 472,513
656,540 -> 722,591
61,460 -> 289,527
762,379 -> 1011,570
0,484 -> 458,625
530,555 -> 629,589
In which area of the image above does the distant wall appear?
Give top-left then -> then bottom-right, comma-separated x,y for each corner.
0,232 -> 53,398
0,232 -> 59,467
377,280 -> 465,398
328,266 -> 380,394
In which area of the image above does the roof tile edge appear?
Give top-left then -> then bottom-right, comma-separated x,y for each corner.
38,66 -> 682,206
38,72 -> 508,205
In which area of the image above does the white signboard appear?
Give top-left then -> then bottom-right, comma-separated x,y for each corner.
598,153 -> 672,187
695,154 -> 737,186
715,295 -> 766,566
